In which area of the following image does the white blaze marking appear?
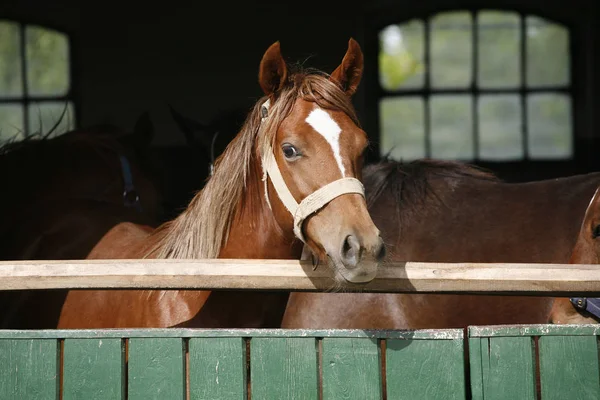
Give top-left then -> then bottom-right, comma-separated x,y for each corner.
305,106 -> 345,177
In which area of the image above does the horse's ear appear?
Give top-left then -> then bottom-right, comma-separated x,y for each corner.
330,38 -> 364,96
258,41 -> 288,97
132,111 -> 154,147
168,104 -> 212,155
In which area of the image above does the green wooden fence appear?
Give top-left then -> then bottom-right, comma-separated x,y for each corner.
1,325 -> 599,399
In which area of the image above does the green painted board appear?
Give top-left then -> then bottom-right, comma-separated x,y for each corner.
250,337 -> 318,400
7,326 -> 600,400
386,338 -> 465,399
0,328 -> 464,339
468,337 -> 484,400
469,337 -> 535,400
0,339 -> 58,400
128,338 -> 184,399
189,337 -> 246,400
469,324 -> 600,338
63,338 -> 123,400
322,337 -> 381,400
539,335 -> 600,400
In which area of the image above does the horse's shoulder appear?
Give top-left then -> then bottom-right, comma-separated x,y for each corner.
87,222 -> 154,259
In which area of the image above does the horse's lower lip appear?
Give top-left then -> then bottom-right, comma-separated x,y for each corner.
340,273 -> 375,284
327,255 -> 377,284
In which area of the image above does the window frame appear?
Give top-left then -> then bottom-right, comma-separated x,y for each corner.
363,8 -> 577,169
0,19 -> 79,137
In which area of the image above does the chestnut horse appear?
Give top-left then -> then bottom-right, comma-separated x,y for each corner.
57,38 -> 385,329
283,158 -> 600,329
550,186 -> 600,324
0,115 -> 164,328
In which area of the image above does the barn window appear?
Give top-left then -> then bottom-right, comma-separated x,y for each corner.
0,20 -> 75,143
377,10 -> 571,161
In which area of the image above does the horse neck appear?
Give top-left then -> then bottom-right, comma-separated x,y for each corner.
219,153 -> 303,259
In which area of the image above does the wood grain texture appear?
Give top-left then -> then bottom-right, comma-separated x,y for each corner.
0,259 -> 599,294
469,337 -> 535,400
189,337 -> 246,400
322,337 -> 382,400
128,338 -> 184,400
0,339 -> 58,400
4,326 -> 600,399
386,338 -> 465,399
539,335 -> 600,400
0,328 -> 464,340
62,338 -> 123,400
250,337 -> 318,400
470,324 -> 600,337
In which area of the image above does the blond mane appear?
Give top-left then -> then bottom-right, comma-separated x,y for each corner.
148,69 -> 360,259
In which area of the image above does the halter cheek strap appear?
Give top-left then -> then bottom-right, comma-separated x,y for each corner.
119,155 -> 142,213
259,99 -> 366,243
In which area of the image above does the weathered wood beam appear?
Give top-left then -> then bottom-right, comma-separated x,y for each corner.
0,259 -> 598,295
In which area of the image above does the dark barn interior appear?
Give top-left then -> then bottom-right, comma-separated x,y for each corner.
2,0 -> 598,222
2,2 -> 600,394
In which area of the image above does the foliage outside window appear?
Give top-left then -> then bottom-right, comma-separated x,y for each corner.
0,20 -> 75,144
378,10 -> 572,162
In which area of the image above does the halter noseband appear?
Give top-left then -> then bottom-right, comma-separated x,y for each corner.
118,154 -> 142,213
259,98 -> 365,243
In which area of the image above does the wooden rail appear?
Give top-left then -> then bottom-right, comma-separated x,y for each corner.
0,259 -> 599,295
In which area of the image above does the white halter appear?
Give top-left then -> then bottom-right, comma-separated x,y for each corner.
259,99 -> 366,243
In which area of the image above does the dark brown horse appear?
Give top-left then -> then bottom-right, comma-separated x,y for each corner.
550,186 -> 600,324
0,115 -> 164,328
148,105 -> 247,219
283,158 -> 600,329
57,38 -> 385,329
168,104 -> 249,177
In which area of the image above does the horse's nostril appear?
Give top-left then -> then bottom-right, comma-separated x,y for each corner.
375,238 -> 386,262
341,235 -> 360,268
342,235 -> 353,255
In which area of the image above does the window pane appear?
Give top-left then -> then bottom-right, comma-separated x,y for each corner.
379,20 -> 424,90
526,16 -> 569,87
478,95 -> 523,160
0,104 -> 24,143
430,95 -> 473,159
28,101 -> 75,137
0,21 -> 23,97
478,11 -> 520,88
430,11 -> 472,88
379,97 -> 424,161
26,25 -> 70,96
527,93 -> 572,159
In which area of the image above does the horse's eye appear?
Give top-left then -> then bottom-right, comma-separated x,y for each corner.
592,224 -> 600,239
282,144 -> 300,160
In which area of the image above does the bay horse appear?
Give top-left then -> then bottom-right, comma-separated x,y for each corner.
0,115 -> 164,328
282,158 -> 600,329
550,186 -> 600,324
57,38 -> 385,329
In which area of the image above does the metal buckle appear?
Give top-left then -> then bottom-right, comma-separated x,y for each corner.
123,189 -> 141,211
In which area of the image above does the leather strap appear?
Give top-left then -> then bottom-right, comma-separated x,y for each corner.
570,297 -> 600,321
119,155 -> 142,212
